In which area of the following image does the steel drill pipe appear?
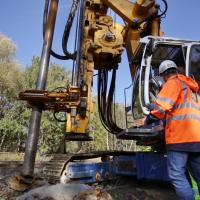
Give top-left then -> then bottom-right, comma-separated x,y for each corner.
22,0 -> 59,177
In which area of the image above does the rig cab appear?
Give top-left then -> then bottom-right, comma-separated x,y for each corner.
119,36 -> 200,144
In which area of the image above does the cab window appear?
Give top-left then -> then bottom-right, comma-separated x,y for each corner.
189,45 -> 200,87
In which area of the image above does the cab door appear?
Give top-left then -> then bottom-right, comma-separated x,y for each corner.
139,42 -> 186,115
186,43 -> 200,87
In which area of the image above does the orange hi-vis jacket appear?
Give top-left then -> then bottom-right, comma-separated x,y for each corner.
151,74 -> 200,151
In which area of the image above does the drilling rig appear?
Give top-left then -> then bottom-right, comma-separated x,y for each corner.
9,0 -> 200,190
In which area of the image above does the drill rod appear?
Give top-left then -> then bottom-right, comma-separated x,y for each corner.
22,0 -> 59,177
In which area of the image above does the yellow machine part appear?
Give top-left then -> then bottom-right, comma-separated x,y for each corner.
65,0 -> 160,137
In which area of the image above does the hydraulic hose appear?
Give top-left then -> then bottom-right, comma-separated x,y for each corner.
156,0 -> 168,18
43,0 -> 79,60
62,0 -> 79,60
97,70 -> 123,135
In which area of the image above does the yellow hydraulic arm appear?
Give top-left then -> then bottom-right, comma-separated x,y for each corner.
19,0 -> 162,140
65,0 -> 161,136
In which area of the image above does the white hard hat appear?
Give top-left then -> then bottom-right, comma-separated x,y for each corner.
159,60 -> 177,75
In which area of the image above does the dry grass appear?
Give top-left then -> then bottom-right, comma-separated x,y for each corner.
0,152 -> 52,162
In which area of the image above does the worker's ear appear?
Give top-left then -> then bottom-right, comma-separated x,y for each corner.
162,74 -> 168,82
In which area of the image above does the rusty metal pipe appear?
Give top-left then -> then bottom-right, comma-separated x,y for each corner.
22,0 -> 59,177
37,0 -> 59,90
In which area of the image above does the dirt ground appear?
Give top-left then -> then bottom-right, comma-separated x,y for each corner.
108,178 -> 177,200
0,161 -> 177,200
0,161 -> 48,200
0,161 -> 23,199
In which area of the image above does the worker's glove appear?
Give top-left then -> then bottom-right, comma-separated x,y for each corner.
146,103 -> 155,111
145,114 -> 159,125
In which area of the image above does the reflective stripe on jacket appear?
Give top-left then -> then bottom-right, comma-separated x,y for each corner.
150,74 -> 200,150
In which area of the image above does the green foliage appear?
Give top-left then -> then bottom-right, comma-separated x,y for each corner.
191,177 -> 200,200
47,63 -> 71,90
0,103 -> 28,152
0,33 -> 16,61
0,52 -> 71,153
0,34 -> 23,108
39,111 -> 64,154
0,197 -> 7,200
0,61 -> 23,99
23,56 -> 40,89
89,99 -> 108,151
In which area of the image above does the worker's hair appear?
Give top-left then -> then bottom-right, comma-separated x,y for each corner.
162,68 -> 178,76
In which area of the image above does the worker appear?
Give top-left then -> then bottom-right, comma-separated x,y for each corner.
145,60 -> 200,200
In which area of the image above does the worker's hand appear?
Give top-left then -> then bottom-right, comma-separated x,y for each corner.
145,114 -> 159,125
142,116 -> 147,126
133,117 -> 146,126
